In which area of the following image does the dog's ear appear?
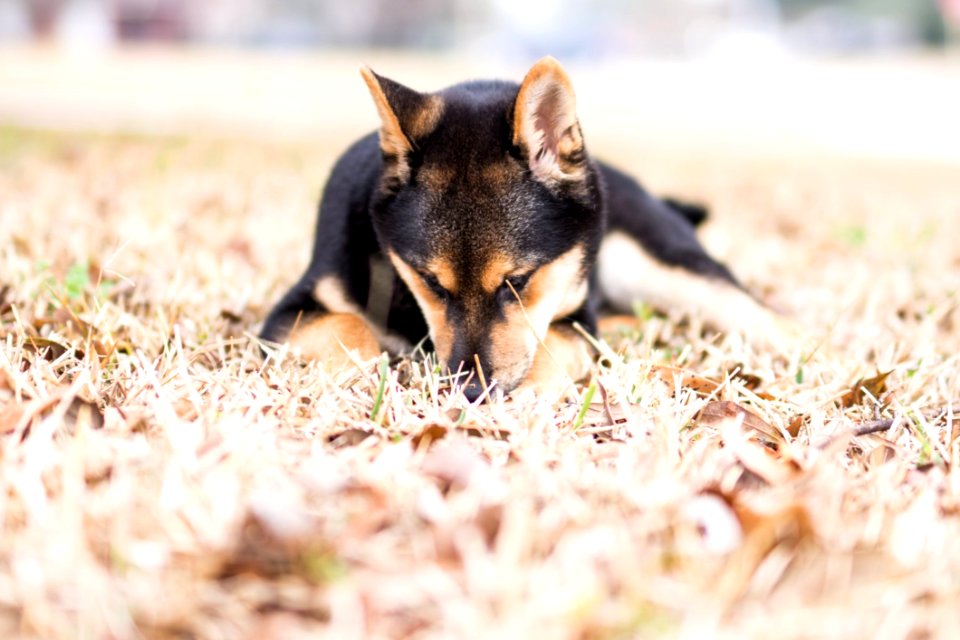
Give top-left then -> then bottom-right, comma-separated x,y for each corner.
360,67 -> 442,177
513,57 -> 586,186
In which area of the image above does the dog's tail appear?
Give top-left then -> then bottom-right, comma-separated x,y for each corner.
663,198 -> 708,227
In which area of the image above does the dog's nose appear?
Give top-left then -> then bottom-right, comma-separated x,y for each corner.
462,379 -> 484,402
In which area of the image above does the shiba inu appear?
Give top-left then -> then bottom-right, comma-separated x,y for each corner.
262,57 -> 786,399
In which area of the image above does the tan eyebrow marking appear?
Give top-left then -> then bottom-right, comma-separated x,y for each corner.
426,256 -> 459,295
480,252 -> 519,294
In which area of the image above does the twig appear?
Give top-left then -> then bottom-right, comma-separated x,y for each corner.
852,419 -> 896,437
597,379 -> 616,427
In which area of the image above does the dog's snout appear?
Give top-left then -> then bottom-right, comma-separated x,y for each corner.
446,350 -> 489,401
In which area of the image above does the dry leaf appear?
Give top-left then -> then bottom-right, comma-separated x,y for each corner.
0,284 -> 11,315
421,438 -> 489,491
327,428 -> 375,448
868,440 -> 897,467
786,414 -> 805,438
458,423 -> 511,440
698,401 -> 784,445
725,363 -> 764,390
0,385 -> 105,438
22,336 -> 71,361
682,493 -> 744,554
732,438 -> 800,485
650,365 -> 722,396
0,404 -> 25,435
63,396 -> 105,433
219,308 -> 244,323
839,370 -> 893,408
219,498 -> 334,584
411,424 -> 448,449
714,500 -> 813,603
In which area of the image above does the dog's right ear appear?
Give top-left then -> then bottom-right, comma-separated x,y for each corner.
360,67 -> 443,177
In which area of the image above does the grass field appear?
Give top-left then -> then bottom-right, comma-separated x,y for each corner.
1,54 -> 960,638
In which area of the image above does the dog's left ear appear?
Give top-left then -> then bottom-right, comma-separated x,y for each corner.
513,57 -> 586,186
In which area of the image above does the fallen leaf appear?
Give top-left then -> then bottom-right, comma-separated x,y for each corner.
732,438 -> 800,485
839,370 -> 893,408
0,284 -> 11,315
219,308 -> 244,323
786,414 -> 805,438
682,492 -> 744,554
411,424 -> 448,450
63,396 -> 105,433
421,438 -> 489,491
22,336 -> 71,361
218,497 -> 337,584
35,306 -> 97,337
0,404 -> 25,435
698,401 -> 784,445
460,425 -> 510,440
725,363 -> 763,390
714,498 -> 813,602
650,365 -> 722,396
327,428 -> 375,448
868,440 -> 897,467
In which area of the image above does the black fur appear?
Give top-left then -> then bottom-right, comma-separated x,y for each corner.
262,72 -> 737,393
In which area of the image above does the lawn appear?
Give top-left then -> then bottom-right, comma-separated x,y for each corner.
1,105 -> 959,637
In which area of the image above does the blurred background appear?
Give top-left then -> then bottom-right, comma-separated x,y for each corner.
1,0 -> 956,55
0,1 -> 957,163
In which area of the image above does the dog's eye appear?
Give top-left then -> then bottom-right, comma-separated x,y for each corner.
498,273 -> 531,302
421,273 -> 450,300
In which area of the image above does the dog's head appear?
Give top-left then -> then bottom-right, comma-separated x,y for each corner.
362,57 -> 602,397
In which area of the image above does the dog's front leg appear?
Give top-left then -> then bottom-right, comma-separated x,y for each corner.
284,312 -> 381,373
261,273 -> 386,374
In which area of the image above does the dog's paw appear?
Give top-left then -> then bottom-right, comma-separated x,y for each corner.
287,313 -> 382,373
513,326 -> 594,401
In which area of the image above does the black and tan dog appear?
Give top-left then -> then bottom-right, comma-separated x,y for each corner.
262,57 -> 787,399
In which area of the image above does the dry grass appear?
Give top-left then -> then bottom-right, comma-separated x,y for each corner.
2,123 -> 960,640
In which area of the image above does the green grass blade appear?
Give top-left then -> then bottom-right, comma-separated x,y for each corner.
370,354 -> 389,424
573,381 -> 597,431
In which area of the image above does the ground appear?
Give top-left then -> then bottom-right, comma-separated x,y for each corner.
1,50 -> 960,639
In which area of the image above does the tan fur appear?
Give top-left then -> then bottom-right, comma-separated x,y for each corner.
360,67 -> 411,161
426,257 -> 458,296
405,95 -> 444,139
481,161 -> 519,191
515,325 -> 593,397
520,244 -> 588,335
312,274 -> 410,355
287,313 -> 381,372
419,164 -> 455,191
479,253 -> 519,294
487,245 -> 588,389
389,245 -> 588,390
388,251 -> 454,363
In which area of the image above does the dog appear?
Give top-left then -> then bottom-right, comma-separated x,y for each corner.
261,57 -> 788,399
